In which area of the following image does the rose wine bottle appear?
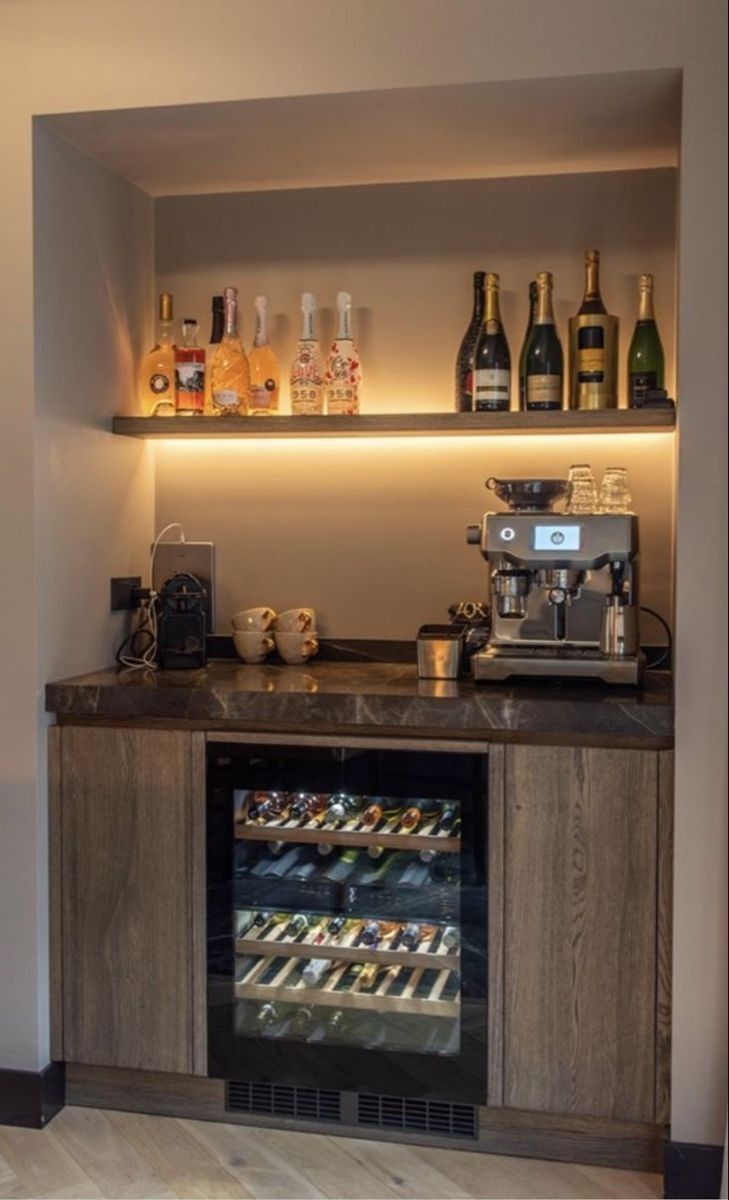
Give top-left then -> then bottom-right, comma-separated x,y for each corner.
290,293 -> 325,415
473,273 -> 511,412
174,318 -> 205,416
139,292 -> 176,416
210,286 -> 249,414
325,291 -> 361,415
455,271 -> 486,411
627,274 -> 664,405
248,295 -> 280,415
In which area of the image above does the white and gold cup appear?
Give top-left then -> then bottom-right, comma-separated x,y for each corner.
274,631 -> 319,664
233,631 -> 276,664
231,606 -> 277,632
274,607 -> 316,633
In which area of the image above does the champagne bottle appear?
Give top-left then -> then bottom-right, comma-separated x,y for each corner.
627,274 -> 664,406
518,280 -> 537,409
568,250 -> 618,410
525,271 -> 563,411
204,295 -> 223,414
290,293 -> 325,415
455,270 -> 486,412
210,285 -> 250,415
248,295 -> 280,415
473,273 -> 511,412
325,291 -> 361,415
139,292 -> 175,416
400,798 -> 442,832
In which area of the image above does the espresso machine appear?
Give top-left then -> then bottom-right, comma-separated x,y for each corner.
466,478 -> 642,684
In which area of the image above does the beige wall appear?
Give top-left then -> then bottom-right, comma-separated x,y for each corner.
1,0 -> 725,1148
155,169 -> 675,636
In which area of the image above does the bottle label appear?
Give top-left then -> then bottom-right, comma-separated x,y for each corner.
629,371 -> 658,404
474,368 -> 510,410
291,385 -> 323,415
577,326 -> 605,382
526,374 -> 562,408
212,388 -> 241,412
249,380 -> 278,412
149,371 -> 171,396
175,363 -> 205,412
325,341 -> 361,415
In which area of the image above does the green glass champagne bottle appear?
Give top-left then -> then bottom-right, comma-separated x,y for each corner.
525,271 -> 563,411
518,280 -> 537,409
627,274 -> 664,406
473,273 -> 511,412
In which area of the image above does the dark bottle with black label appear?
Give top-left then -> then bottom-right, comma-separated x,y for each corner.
525,271 -> 563,411
455,271 -> 486,412
518,280 -> 537,408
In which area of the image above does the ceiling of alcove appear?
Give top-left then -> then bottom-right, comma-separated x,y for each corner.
40,69 -> 681,197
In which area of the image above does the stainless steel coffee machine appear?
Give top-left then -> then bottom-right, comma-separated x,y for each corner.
466,479 -> 642,684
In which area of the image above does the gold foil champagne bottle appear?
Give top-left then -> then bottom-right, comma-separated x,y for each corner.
568,250 -> 619,409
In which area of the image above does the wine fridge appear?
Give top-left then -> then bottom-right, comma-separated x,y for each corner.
207,741 -> 488,1105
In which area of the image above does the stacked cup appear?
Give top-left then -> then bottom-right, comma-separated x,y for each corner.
273,608 -> 319,663
231,607 -> 277,662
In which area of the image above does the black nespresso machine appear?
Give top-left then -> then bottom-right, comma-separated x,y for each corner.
157,572 -> 207,669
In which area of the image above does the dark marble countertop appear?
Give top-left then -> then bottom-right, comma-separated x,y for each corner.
46,660 -> 673,747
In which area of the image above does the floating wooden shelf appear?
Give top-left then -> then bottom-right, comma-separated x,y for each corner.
235,956 -> 460,1017
112,409 -> 676,439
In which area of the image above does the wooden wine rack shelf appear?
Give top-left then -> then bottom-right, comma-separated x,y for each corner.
235,956 -> 460,1018
235,918 -> 459,972
235,812 -> 459,855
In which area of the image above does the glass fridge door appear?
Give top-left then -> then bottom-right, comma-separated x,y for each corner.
207,743 -> 488,1103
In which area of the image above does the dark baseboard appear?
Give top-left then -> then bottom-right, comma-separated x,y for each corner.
0,1062 -> 65,1128
664,1140 -> 724,1199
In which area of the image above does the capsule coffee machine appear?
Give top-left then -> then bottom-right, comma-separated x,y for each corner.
466,477 -> 642,684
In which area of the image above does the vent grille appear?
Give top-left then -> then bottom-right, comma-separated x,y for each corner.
357,1093 -> 477,1139
226,1081 -> 341,1122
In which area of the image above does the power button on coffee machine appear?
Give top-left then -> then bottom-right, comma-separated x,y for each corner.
499,527 -> 516,542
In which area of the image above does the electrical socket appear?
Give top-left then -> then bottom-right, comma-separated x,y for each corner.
110,576 -> 142,612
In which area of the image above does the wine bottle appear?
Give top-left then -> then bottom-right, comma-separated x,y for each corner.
568,250 -> 619,410
327,794 -> 363,824
256,1001 -> 279,1028
290,293 -> 325,415
518,280 -> 537,409
210,285 -> 250,414
139,292 -> 176,416
248,295 -> 280,415
436,804 -> 460,835
627,274 -> 665,406
286,912 -> 313,937
301,958 -> 332,986
455,270 -> 486,412
367,844 -> 385,861
360,920 -> 381,947
326,914 -> 347,937
325,291 -> 361,415
399,798 -> 442,833
204,295 -> 224,414
247,791 -> 289,823
175,318 -> 206,416
323,847 -> 363,882
400,922 -> 421,950
291,1005 -> 315,1035
441,925 -> 460,950
473,273 -> 511,412
288,792 -> 321,823
360,799 -> 402,829
525,271 -> 563,411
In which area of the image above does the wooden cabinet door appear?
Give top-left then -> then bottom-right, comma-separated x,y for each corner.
501,745 -> 659,1122
55,727 -> 204,1074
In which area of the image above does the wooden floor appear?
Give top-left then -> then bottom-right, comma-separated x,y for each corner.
0,1107 -> 662,1200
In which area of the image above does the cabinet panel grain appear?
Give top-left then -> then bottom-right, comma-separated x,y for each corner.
503,746 -> 658,1122
60,727 -> 194,1073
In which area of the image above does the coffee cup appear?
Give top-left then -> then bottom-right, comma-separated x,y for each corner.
233,631 -> 276,663
275,607 -> 316,634
274,631 -> 319,663
232,606 -> 277,632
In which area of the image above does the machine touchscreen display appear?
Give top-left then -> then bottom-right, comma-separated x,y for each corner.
532,525 -> 581,551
